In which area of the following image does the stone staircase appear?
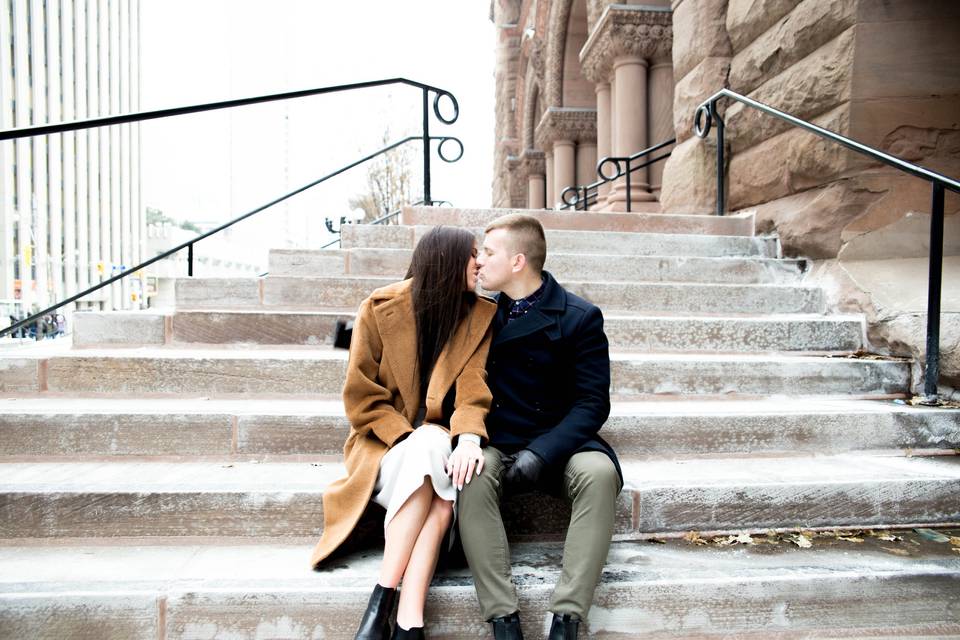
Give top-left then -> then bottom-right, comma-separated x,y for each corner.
1,205 -> 959,639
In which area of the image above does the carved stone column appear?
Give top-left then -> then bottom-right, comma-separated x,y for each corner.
581,5 -> 673,211
520,150 -> 547,210
505,155 -> 525,209
649,57 -> 675,197
594,83 -> 612,200
576,141 -> 598,190
535,107 -> 597,208
545,152 -> 555,208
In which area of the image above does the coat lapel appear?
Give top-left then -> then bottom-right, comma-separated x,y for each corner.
492,271 -> 566,347
373,291 -> 419,418
426,297 -> 497,405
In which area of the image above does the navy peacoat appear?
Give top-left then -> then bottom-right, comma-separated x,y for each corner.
485,271 -> 622,485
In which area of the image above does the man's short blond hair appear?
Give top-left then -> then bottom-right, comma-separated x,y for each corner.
485,213 -> 547,274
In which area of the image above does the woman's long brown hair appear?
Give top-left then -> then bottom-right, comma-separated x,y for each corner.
405,226 -> 477,396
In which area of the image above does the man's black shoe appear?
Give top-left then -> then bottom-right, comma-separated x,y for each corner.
354,584 -> 396,640
489,611 -> 524,640
548,613 -> 581,640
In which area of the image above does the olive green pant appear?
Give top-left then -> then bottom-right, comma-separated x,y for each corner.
458,446 -> 621,621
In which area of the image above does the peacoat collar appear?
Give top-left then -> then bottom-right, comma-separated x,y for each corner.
371,279 -> 497,414
492,271 -> 566,347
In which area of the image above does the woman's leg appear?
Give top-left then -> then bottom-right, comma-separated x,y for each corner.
395,493 -> 454,629
379,478 -> 434,588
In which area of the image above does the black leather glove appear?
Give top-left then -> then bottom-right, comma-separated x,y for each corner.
503,449 -> 545,487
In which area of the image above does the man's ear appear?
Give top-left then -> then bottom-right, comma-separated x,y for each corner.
511,253 -> 527,273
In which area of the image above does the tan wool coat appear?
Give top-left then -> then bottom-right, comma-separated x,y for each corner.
310,279 -> 497,569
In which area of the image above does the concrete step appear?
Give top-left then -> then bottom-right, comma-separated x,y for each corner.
400,205 -> 756,237
338,223 -> 779,257
73,309 -> 864,352
1,455 -> 957,538
175,276 -> 827,315
1,397 -> 957,459
0,349 -> 911,397
2,535 -> 958,639
269,248 -> 806,284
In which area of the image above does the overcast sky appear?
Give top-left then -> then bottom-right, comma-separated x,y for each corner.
140,0 -> 495,251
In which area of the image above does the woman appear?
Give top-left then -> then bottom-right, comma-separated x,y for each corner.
310,226 -> 497,640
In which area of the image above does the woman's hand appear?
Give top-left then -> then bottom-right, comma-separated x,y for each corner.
446,440 -> 485,491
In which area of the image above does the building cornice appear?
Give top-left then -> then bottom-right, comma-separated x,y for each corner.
579,4 -> 673,83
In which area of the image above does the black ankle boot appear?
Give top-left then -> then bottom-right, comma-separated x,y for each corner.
354,584 -> 397,640
390,624 -> 425,639
548,613 -> 580,640
489,611 -> 524,640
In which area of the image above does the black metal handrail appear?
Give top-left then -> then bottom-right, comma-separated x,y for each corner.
318,198 -> 453,250
0,78 -> 462,339
694,88 -> 960,404
559,138 -> 676,212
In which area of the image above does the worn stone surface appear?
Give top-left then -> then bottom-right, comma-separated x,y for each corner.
839,211 -> 960,261
0,359 -> 40,393
262,276 -> 393,310
562,280 -> 824,315
725,0 -> 799,52
402,206 -> 755,236
72,312 -> 166,347
727,105 -> 868,212
659,137 -> 723,214
726,28 -> 854,154
610,353 -> 910,398
172,310 -> 349,346
267,249 -> 345,277
175,278 -> 261,310
729,0 -> 855,95
672,0 -> 731,81
673,57 -> 731,144
0,594 -> 159,640
339,223 -> 414,250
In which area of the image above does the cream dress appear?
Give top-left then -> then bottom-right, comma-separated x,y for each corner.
372,420 -> 457,528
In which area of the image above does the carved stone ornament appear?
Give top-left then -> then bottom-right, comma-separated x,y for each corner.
505,155 -> 526,208
528,37 -> 546,83
519,149 -> 547,178
535,107 -> 598,150
580,5 -> 674,83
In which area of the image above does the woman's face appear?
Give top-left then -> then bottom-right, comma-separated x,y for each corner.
465,243 -> 479,291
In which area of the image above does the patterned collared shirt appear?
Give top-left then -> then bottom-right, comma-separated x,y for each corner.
505,277 -> 546,323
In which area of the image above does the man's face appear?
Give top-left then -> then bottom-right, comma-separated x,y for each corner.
477,228 -> 518,292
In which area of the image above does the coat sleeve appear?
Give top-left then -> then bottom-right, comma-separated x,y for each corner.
342,298 -> 414,448
448,326 -> 493,445
525,305 -> 611,467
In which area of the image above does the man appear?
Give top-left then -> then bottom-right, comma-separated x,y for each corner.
460,213 -> 622,640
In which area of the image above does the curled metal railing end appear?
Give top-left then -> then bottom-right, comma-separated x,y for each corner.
597,156 -> 622,182
433,90 -> 459,125
560,186 -> 580,208
437,136 -> 464,163
694,101 -> 713,138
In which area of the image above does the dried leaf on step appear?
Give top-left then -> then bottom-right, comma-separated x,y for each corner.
948,537 -> 960,547
683,531 -> 707,545
871,533 -> 903,542
788,533 -> 813,548
837,535 -> 864,543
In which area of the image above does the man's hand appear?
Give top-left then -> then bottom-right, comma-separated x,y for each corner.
503,449 -> 545,487
446,440 -> 485,490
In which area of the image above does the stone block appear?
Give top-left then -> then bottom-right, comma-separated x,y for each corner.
672,0 -> 732,81
565,280 -> 824,315
851,19 -> 960,100
0,594 -> 159,640
659,137 -> 722,214
237,413 -> 347,456
857,0 -> 960,23
268,249 -> 345,277
172,310 -> 348,346
340,224 -> 415,250
726,28 -> 854,154
72,312 -> 167,347
0,358 -> 40,394
175,278 -> 261,310
672,57 -> 731,144
262,276 -> 393,310
725,0 -> 799,52
346,248 -> 413,276
727,105 -> 870,212
0,412 -> 233,457
610,354 -> 910,397
729,0 -> 855,95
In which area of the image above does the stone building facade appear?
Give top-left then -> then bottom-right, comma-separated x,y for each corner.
491,0 -> 960,389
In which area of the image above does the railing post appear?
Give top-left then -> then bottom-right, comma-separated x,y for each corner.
187,243 -> 194,277
923,181 -> 945,404
713,100 -> 725,216
422,88 -> 432,207
625,158 -> 632,213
